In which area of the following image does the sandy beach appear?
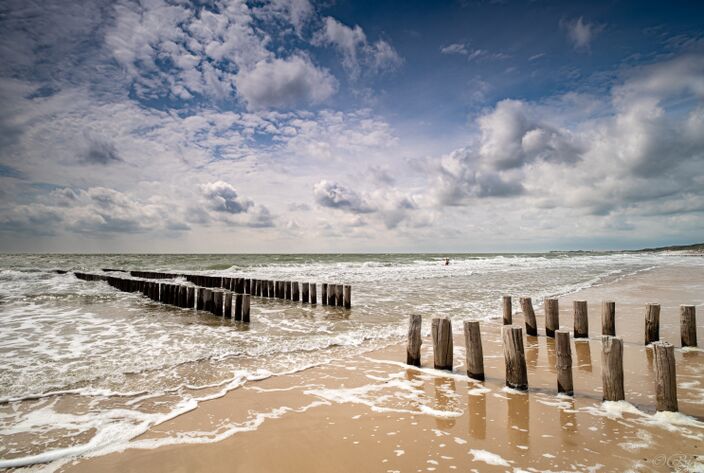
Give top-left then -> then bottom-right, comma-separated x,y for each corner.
53,263 -> 704,473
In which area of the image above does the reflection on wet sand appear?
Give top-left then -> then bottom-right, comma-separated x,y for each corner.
525,336 -> 539,369
506,391 -> 529,448
434,377 -> 457,429
467,389 -> 486,440
559,398 -> 578,445
546,337 -> 556,373
574,340 -> 592,372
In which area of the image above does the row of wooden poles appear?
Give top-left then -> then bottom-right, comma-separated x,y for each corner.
128,271 -> 352,308
74,272 -> 252,322
407,298 -> 700,413
501,295 -> 698,347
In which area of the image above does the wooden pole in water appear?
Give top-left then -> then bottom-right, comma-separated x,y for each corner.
431,317 -> 453,370
573,300 -> 588,338
502,296 -> 512,325
242,294 -> 250,323
224,292 -> 232,318
310,283 -> 317,304
519,297 -> 538,336
652,341 -> 678,412
203,289 -> 214,313
407,314 -> 422,367
555,330 -> 573,395
343,285 -> 351,309
179,285 -> 187,308
301,283 -> 310,303
602,301 -> 616,336
321,283 -> 328,305
196,288 -> 205,310
335,284 -> 344,307
213,290 -> 223,316
545,298 -> 559,337
292,281 -> 299,301
328,284 -> 336,306
502,326 -> 528,390
680,305 -> 697,347
463,321 -> 484,381
234,294 -> 243,321
645,303 -> 660,345
601,336 -> 625,401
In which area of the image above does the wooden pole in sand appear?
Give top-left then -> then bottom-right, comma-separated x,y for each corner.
242,294 -> 250,323
321,283 -> 328,305
310,283 -> 317,304
519,297 -> 538,336
680,305 -> 697,347
463,321 -> 485,381
555,330 -> 573,395
502,296 -> 512,325
573,300 -> 588,338
301,282 -> 310,303
431,317 -> 453,370
602,301 -> 616,336
601,336 -> 625,401
344,285 -> 351,309
545,298 -> 559,337
407,314 -> 422,367
652,341 -> 678,412
645,303 -> 660,345
502,326 -> 528,390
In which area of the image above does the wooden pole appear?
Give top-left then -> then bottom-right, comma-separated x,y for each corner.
213,290 -> 223,316
292,281 -> 300,301
602,301 -> 615,336
196,288 -> 205,310
407,314 -> 422,367
519,297 -> 538,336
343,285 -> 351,309
321,283 -> 328,305
502,326 -> 528,390
203,289 -> 214,313
545,298 -> 559,337
463,321 -> 485,381
573,300 -> 588,338
335,284 -> 344,307
285,281 -> 291,300
234,294 -> 243,321
224,292 -> 232,318
242,294 -> 250,323
555,330 -> 573,395
328,284 -> 336,306
310,283 -> 317,304
680,305 -> 697,347
652,342 -> 678,412
431,317 -> 453,370
301,282 -> 310,303
601,336 -> 625,401
645,303 -> 660,345
502,296 -> 512,325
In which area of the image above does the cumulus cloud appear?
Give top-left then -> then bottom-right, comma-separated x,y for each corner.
235,55 -> 337,109
199,181 -> 274,227
560,17 -> 604,51
82,137 -> 122,165
201,181 -> 253,214
314,180 -> 373,213
317,16 -> 403,77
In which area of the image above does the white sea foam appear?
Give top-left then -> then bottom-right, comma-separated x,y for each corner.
468,449 -> 512,466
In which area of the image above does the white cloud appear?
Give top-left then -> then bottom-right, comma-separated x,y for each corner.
441,43 -> 468,55
560,17 -> 604,51
235,55 -> 337,109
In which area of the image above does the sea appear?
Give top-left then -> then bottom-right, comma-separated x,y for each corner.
0,252 -> 700,470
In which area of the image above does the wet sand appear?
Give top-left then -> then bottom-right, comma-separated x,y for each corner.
61,264 -> 704,473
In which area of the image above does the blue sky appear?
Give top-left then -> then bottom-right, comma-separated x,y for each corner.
0,0 -> 703,252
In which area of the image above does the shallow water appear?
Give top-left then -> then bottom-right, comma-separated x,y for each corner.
0,252 -> 701,469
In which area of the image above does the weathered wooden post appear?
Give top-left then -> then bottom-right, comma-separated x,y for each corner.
213,290 -> 223,316
680,305 -> 697,347
328,284 -> 337,306
179,285 -> 187,308
321,283 -> 328,305
187,286 -> 195,308
602,301 -> 616,336
310,283 -> 317,304
242,294 -> 250,323
545,298 -> 559,337
285,281 -> 291,300
519,297 -> 538,336
196,288 -> 205,310
224,292 -> 232,318
292,281 -> 300,301
463,321 -> 484,381
645,303 -> 660,345
234,294 -> 243,321
555,330 -> 573,395
652,341 -> 678,412
432,317 -> 453,371
502,296 -> 512,325
203,289 -> 214,313
335,284 -> 344,307
601,336 -> 625,401
343,285 -> 351,309
301,282 -> 310,303
502,326 -> 528,390
407,314 -> 422,367
573,300 -> 588,338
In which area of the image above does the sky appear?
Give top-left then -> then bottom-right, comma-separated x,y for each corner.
0,0 -> 703,253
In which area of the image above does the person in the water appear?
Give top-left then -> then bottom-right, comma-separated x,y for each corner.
444,257 -> 450,266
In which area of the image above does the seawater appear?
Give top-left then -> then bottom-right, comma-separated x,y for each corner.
0,252 -> 699,469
